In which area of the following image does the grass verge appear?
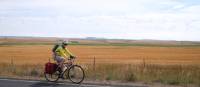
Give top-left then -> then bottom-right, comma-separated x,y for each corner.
0,63 -> 199,86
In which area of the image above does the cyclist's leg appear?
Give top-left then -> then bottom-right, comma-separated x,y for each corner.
55,56 -> 65,72
60,59 -> 66,72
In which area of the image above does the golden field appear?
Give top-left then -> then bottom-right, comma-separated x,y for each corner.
0,45 -> 200,65
0,45 -> 200,86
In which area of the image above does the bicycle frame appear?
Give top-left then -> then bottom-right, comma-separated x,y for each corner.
64,58 -> 75,68
44,57 -> 85,83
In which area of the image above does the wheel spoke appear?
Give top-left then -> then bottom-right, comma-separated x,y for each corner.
68,65 -> 85,84
44,71 -> 59,82
45,65 -> 85,84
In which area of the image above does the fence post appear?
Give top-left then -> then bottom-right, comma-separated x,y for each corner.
11,57 -> 14,73
143,58 -> 146,68
11,57 -> 14,66
93,57 -> 96,80
140,57 -> 146,74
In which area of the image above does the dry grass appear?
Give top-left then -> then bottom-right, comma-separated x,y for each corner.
0,63 -> 43,78
0,63 -> 199,87
0,45 -> 200,86
85,63 -> 200,85
0,45 -> 200,65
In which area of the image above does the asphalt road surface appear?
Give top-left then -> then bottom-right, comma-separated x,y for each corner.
0,79 -> 148,87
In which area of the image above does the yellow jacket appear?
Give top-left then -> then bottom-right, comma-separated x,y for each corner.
55,45 -> 74,58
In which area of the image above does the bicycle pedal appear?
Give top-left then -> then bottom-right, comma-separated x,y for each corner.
58,75 -> 64,79
61,76 -> 65,79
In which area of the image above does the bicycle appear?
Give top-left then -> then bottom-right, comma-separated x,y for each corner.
44,58 -> 85,84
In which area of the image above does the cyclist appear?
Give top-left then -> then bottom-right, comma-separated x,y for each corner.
52,41 -> 76,73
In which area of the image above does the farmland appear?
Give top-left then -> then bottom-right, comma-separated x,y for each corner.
0,45 -> 200,65
0,37 -> 200,86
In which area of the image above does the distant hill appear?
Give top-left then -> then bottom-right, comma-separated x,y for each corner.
0,36 -> 200,46
85,37 -> 106,40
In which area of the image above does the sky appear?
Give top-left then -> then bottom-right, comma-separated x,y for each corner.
0,0 -> 200,41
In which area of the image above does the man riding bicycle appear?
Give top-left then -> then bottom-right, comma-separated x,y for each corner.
45,41 -> 84,83
52,41 -> 76,73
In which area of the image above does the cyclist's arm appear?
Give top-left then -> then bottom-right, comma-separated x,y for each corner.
62,52 -> 68,58
65,48 -> 75,58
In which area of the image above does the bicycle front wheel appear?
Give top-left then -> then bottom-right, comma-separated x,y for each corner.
68,65 -> 85,84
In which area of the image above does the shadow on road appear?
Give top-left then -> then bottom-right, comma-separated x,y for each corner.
30,81 -> 62,87
29,81 -> 82,87
29,81 -> 148,87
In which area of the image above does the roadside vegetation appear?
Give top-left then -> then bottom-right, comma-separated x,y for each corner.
0,63 -> 199,87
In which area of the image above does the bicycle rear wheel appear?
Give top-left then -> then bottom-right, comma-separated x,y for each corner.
68,65 -> 85,84
44,71 -> 60,82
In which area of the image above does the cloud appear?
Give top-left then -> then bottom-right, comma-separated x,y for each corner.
0,0 -> 200,41
0,0 -> 184,16
180,5 -> 200,13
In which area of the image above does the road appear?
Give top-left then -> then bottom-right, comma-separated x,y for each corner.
0,79 -> 148,87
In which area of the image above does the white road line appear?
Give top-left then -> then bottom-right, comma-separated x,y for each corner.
0,79 -> 111,87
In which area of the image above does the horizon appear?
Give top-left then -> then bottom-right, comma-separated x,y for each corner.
0,0 -> 200,41
1,35 -> 200,42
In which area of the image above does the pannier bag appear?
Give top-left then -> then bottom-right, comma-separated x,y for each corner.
45,62 -> 58,74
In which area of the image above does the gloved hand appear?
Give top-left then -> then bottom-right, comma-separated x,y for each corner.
70,55 -> 76,59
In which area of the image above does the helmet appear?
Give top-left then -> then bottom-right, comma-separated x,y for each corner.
62,41 -> 68,46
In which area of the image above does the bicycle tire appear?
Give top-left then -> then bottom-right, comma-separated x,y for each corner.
68,65 -> 85,84
44,71 -> 60,82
